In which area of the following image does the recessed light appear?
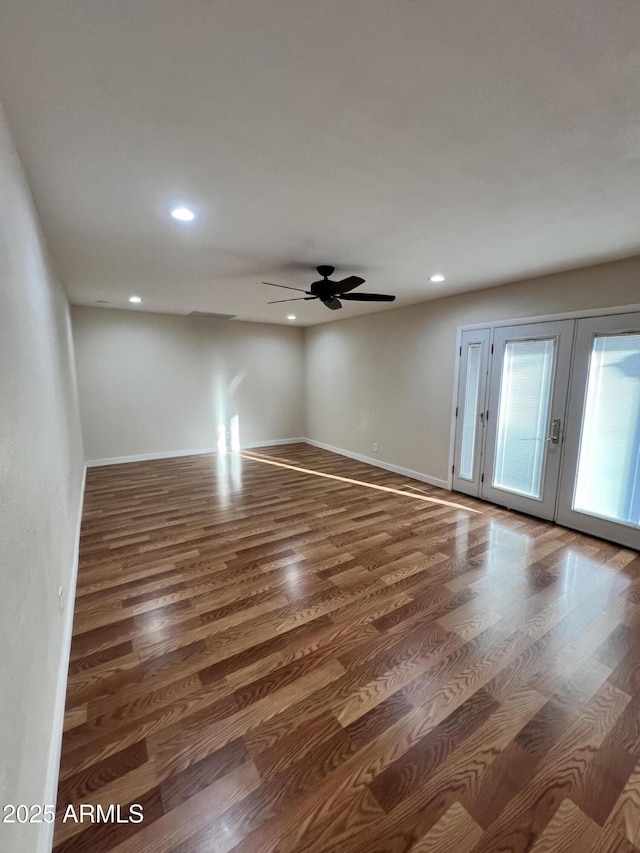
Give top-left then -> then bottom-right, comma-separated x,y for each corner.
430,273 -> 445,283
129,296 -> 142,304
170,206 -> 196,222
287,314 -> 296,321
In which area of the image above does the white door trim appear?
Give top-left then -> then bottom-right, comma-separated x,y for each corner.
456,303 -> 640,334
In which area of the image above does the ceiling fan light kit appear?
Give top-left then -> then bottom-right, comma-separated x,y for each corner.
263,265 -> 396,311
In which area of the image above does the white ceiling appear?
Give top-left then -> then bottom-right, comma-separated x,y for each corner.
1,1 -> 640,326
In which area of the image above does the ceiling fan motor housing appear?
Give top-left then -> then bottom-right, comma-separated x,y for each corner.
310,266 -> 337,301
310,280 -> 337,300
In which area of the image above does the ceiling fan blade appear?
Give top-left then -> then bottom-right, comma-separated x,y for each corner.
267,297 -> 317,304
339,293 -> 396,302
334,276 -> 365,293
262,281 -> 308,292
324,298 -> 342,310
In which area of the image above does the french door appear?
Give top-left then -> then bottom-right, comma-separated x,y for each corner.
452,329 -> 490,497
480,321 -> 574,519
453,312 -> 640,548
557,313 -> 640,549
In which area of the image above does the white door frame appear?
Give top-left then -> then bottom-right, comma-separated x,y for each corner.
449,304 -> 640,548
448,303 -> 640,489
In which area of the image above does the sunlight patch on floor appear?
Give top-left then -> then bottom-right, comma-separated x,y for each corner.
239,450 -> 482,513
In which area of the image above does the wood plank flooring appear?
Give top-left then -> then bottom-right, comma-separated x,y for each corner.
54,443 -> 640,852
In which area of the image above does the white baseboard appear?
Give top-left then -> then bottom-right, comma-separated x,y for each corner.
86,438 -> 307,468
303,438 -> 450,491
86,438 -> 449,491
39,464 -> 87,853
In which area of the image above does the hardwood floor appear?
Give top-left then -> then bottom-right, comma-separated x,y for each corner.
54,443 -> 640,852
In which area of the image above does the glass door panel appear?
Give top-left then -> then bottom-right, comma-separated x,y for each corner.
453,329 -> 490,496
460,344 -> 483,479
481,320 -> 574,519
558,313 -> 640,549
492,339 -> 556,499
574,333 -> 640,524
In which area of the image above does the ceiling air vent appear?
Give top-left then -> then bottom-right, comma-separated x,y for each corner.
188,311 -> 237,320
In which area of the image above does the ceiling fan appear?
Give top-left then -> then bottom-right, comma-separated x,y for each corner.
263,265 -> 396,311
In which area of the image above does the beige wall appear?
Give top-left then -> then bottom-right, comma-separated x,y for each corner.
72,306 -> 306,462
305,257 -> 640,484
0,107 -> 84,852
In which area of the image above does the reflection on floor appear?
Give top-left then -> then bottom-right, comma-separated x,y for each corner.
54,443 -> 640,852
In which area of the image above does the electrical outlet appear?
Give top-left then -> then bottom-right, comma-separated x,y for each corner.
58,585 -> 64,615
373,443 -> 378,452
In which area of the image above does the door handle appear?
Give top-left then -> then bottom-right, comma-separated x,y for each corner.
545,418 -> 561,444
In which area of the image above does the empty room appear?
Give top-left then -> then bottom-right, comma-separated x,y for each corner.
2,2 -> 640,852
